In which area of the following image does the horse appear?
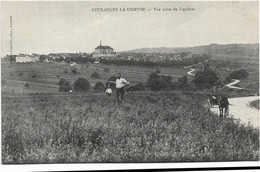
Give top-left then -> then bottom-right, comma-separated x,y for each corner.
218,96 -> 230,118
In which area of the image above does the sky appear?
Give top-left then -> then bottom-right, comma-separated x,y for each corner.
1,1 -> 259,56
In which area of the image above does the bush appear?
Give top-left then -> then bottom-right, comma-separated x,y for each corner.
104,68 -> 110,72
147,72 -> 172,91
64,70 -> 68,74
31,74 -> 39,79
193,65 -> 218,89
24,83 -> 29,88
91,71 -> 101,79
74,78 -> 90,92
225,69 -> 249,83
94,82 -> 105,92
71,68 -> 77,74
155,69 -> 161,73
2,79 -> 7,86
18,72 -> 23,77
58,78 -> 71,92
127,82 -> 145,91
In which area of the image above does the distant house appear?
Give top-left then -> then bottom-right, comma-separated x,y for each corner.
92,41 -> 116,59
15,54 -> 39,63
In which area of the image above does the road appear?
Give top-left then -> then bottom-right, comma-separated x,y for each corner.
187,68 -> 196,76
211,96 -> 259,128
225,79 -> 244,89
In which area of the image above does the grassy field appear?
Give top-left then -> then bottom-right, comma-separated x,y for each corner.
2,58 -> 259,95
2,92 -> 259,163
193,59 -> 259,91
1,62 -> 188,94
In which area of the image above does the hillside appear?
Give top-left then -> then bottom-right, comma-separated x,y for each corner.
123,43 -> 259,59
2,92 -> 259,163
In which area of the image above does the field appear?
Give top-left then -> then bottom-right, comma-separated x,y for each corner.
1,62 -> 187,94
191,58 -> 259,91
2,92 -> 259,163
2,57 -> 259,95
2,59 -> 259,164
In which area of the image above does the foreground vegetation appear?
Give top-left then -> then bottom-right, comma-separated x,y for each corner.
2,92 -> 259,164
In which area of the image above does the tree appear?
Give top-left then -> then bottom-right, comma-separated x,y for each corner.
39,55 -> 47,62
24,83 -> 29,88
58,78 -> 71,92
193,66 -> 218,89
226,69 -> 249,80
94,82 -> 105,92
104,68 -> 110,72
147,72 -> 172,91
155,69 -> 161,73
74,78 -> 90,92
91,71 -> 101,79
71,68 -> 77,74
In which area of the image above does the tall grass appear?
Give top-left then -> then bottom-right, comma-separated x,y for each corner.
2,92 -> 259,163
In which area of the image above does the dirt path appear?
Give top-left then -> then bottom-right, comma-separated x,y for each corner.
211,96 -> 259,128
187,68 -> 196,76
225,79 -> 244,89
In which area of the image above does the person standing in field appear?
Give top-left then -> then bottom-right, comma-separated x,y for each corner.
105,82 -> 112,97
109,73 -> 129,102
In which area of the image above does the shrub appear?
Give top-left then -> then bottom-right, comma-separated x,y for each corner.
91,71 -> 101,79
147,72 -> 172,91
64,70 -> 68,74
155,69 -> 161,73
31,74 -> 39,79
225,69 -> 249,83
193,65 -> 218,89
18,72 -> 23,77
104,68 -> 110,72
127,82 -> 145,91
24,83 -> 29,88
58,78 -> 71,92
94,82 -> 105,92
2,79 -> 7,86
74,78 -> 90,92
56,75 -> 60,79
71,68 -> 77,74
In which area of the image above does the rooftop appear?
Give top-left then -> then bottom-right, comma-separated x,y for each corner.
95,45 -> 113,50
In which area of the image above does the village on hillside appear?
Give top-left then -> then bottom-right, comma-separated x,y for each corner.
2,41 -> 195,65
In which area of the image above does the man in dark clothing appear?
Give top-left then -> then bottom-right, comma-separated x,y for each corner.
219,96 -> 230,118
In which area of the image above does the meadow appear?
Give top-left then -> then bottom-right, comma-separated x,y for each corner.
2,92 -> 259,163
1,62 -> 187,94
2,57 -> 259,96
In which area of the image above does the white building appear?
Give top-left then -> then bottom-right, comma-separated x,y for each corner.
92,41 -> 116,59
15,54 -> 39,63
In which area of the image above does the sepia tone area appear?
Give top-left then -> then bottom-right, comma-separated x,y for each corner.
1,1 -> 259,164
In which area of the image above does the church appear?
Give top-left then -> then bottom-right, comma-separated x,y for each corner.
92,41 -> 116,59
